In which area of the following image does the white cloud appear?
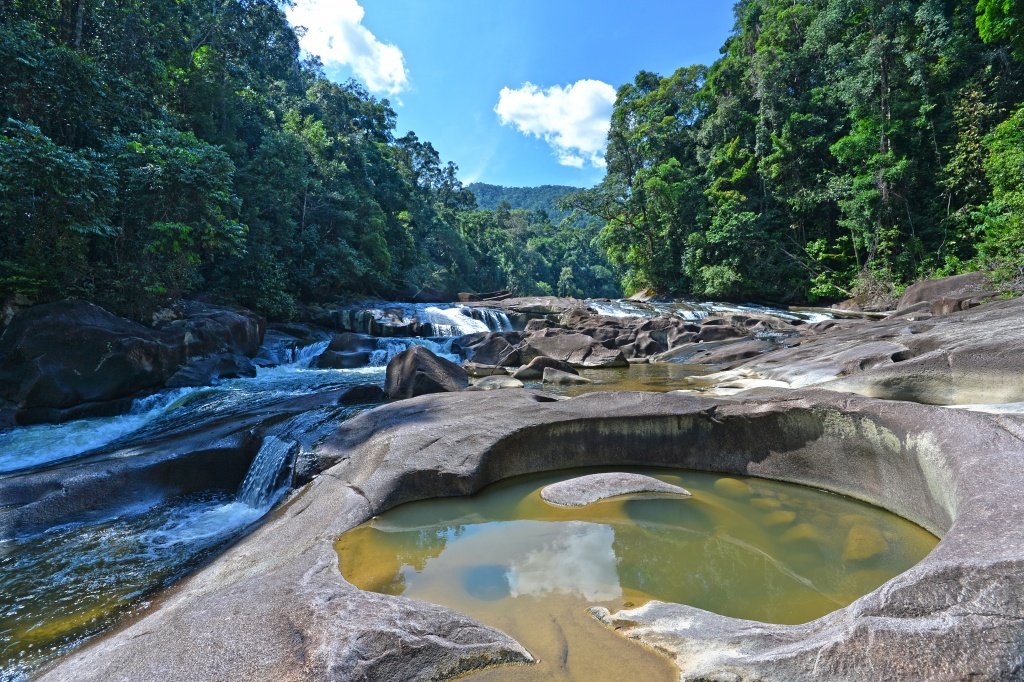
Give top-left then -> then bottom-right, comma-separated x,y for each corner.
286,0 -> 407,96
495,79 -> 616,169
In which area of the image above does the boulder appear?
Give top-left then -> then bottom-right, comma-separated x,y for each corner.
524,330 -> 627,368
43,389 -> 1024,682
578,345 -> 628,368
468,376 -> 524,391
540,473 -> 691,507
695,324 -> 744,342
463,363 -> 509,378
0,301 -> 185,415
467,334 -> 519,367
165,354 -> 257,388
542,368 -> 593,385
897,272 -> 990,312
314,350 -> 372,369
729,296 -> 1024,403
384,346 -> 469,399
0,299 -> 266,422
511,356 -> 578,380
328,332 -> 376,353
154,301 -> 264,358
337,384 -> 387,405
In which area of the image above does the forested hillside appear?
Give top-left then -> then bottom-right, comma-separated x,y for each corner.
0,1 -> 619,318
568,0 -> 1024,303
467,183 -> 577,218
3,0 -> 1022,314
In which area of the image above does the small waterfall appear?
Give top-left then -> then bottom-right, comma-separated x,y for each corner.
236,436 -> 297,510
286,340 -> 330,367
422,306 -> 491,336
468,307 -> 513,331
369,337 -> 460,366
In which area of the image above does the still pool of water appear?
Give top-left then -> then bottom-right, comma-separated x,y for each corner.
337,468 -> 938,680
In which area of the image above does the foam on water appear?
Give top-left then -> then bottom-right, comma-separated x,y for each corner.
585,299 -> 833,323
0,340 -> 374,475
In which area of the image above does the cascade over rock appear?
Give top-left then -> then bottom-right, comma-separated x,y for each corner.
0,300 -> 264,424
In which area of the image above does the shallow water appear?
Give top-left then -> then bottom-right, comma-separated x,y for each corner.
522,362 -> 711,398
337,468 -> 937,680
0,491 -> 270,680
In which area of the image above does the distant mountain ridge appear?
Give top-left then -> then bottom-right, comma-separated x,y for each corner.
467,183 -> 580,220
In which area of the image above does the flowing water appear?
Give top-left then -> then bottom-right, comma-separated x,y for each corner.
585,298 -> 833,323
337,467 -> 938,680
0,303 -> 512,679
0,300 -> 829,678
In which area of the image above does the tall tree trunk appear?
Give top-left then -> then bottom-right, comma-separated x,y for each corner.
73,0 -> 85,49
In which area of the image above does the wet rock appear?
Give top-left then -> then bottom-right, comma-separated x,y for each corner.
165,354 -> 257,388
384,346 -> 468,399
469,376 -> 524,391
542,368 -> 593,385
314,350 -> 372,369
338,384 -> 387,405
511,356 -> 577,380
0,300 -> 264,423
540,473 -> 691,507
328,332 -> 376,353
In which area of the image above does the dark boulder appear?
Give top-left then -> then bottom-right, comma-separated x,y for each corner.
165,354 -> 257,388
314,350 -> 372,369
154,301 -> 264,358
329,332 -> 376,353
467,334 -> 520,367
384,346 -> 469,399
0,301 -> 185,413
0,300 -> 265,422
338,384 -> 387,405
523,330 -> 628,368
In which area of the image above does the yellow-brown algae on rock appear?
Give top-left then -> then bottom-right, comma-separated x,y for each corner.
714,477 -> 751,498
842,524 -> 890,562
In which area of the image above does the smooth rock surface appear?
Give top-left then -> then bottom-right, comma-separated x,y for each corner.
384,345 -> 468,399
40,389 -> 1024,681
540,472 -> 691,507
542,368 -> 593,385
469,375 -> 525,391
715,296 -> 1024,405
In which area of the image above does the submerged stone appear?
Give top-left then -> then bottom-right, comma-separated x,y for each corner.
540,472 -> 691,507
842,524 -> 890,562
714,477 -> 751,498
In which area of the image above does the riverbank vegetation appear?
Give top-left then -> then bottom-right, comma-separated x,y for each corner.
569,0 -> 1024,302
2,0 -> 1023,316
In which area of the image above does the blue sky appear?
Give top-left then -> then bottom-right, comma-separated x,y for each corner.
286,1 -> 737,188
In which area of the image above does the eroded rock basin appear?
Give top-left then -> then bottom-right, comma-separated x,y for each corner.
338,468 -> 937,680
38,389 -> 1024,681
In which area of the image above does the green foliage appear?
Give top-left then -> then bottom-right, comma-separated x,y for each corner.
575,0 -> 1024,303
978,0 -> 1024,57
977,104 -> 1024,283
0,0 -> 619,317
